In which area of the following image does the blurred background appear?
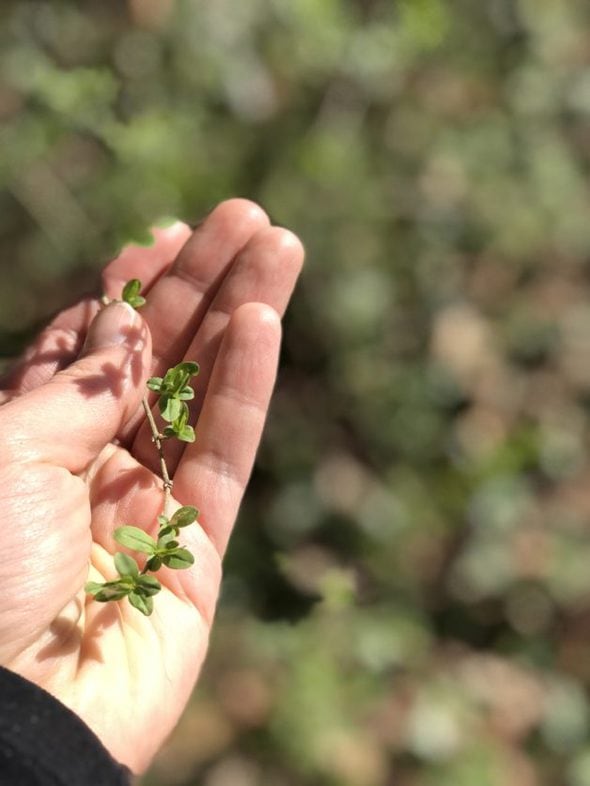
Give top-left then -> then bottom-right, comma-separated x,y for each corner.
2,0 -> 590,784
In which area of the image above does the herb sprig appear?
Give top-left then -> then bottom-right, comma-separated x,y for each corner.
85,279 -> 200,616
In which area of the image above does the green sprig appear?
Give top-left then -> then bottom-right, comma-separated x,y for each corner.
121,278 -> 146,309
85,280 -> 200,616
147,361 -> 200,443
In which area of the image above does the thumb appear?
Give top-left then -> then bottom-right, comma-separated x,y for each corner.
2,302 -> 152,472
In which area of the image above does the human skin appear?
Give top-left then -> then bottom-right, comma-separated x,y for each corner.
0,199 -> 304,773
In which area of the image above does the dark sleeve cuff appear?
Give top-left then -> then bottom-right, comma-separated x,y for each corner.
0,666 -> 131,785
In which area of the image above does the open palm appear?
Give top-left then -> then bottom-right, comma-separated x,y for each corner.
0,200 -> 303,773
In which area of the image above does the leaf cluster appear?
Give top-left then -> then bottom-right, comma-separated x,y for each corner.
114,505 -> 198,572
85,553 -> 161,616
147,361 -> 200,442
121,278 -> 146,309
84,507 -> 198,616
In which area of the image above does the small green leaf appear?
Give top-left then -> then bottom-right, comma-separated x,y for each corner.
128,591 -> 154,616
159,362 -> 199,396
85,581 -> 107,595
114,552 -> 139,578
161,368 -> 183,394
179,425 -> 196,443
122,280 -> 145,308
136,575 -> 162,596
94,584 -> 131,602
178,387 -> 195,401
172,404 -> 189,431
122,279 -> 141,300
146,555 -> 162,572
159,395 -> 182,422
114,526 -> 157,554
158,531 -> 177,547
162,548 -> 195,570
177,361 -> 200,377
170,506 -> 198,528
147,377 -> 163,392
157,515 -> 169,527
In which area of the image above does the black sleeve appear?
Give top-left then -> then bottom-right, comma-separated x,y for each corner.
0,666 -> 131,785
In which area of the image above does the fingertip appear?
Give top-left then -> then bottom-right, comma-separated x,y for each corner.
211,198 -> 271,231
242,225 -> 305,276
232,301 -> 282,333
275,227 -> 306,264
222,304 -> 282,368
257,302 -> 282,330
152,221 -> 192,244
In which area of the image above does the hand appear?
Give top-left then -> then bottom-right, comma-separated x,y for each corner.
0,200 -> 304,772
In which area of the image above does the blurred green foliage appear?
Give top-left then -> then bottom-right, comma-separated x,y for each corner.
3,0 -> 590,784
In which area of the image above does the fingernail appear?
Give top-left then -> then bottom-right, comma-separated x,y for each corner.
83,302 -> 141,353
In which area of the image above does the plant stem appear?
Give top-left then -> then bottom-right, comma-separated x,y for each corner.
142,397 -> 173,517
104,295 -> 173,512
102,293 -> 174,514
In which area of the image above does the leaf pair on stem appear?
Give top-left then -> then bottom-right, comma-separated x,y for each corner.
85,557 -> 161,616
121,278 -> 146,309
115,505 -> 198,572
85,506 -> 199,615
147,361 -> 200,443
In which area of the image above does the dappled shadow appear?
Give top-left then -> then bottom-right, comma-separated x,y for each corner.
77,602 -> 124,665
35,598 -> 85,662
35,598 -> 124,667
0,298 -> 97,393
0,333 -> 78,391
73,321 -> 147,400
